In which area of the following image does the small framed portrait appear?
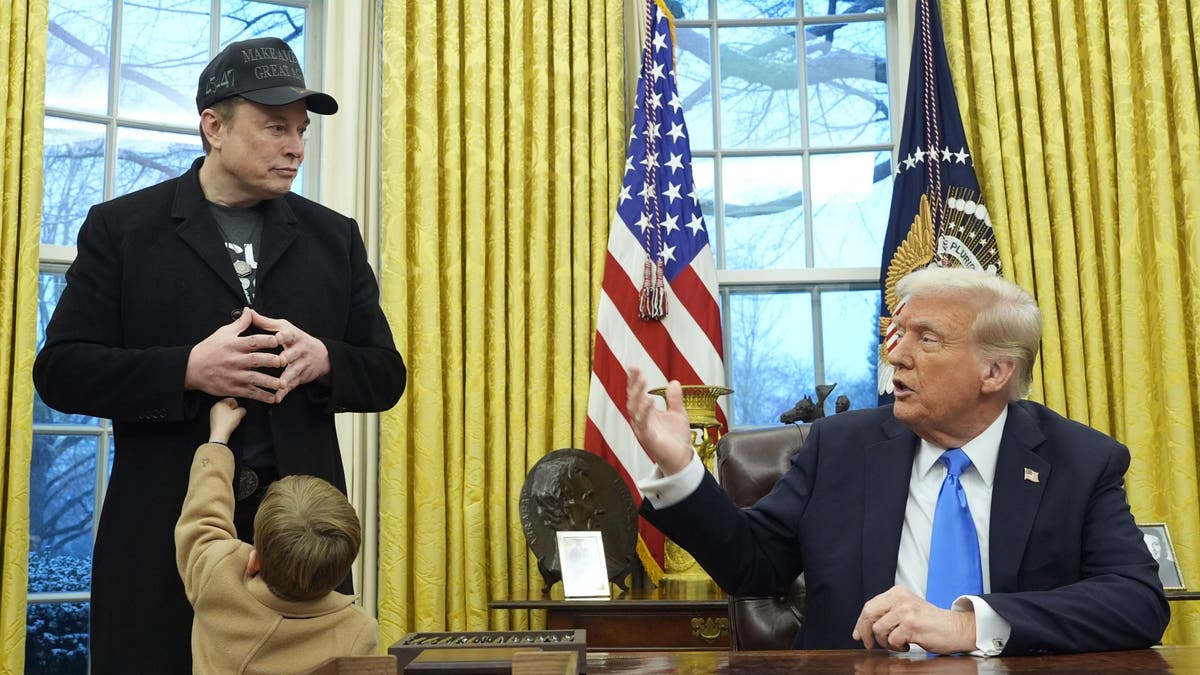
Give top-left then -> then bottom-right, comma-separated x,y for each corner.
1138,522 -> 1185,590
556,531 -> 610,599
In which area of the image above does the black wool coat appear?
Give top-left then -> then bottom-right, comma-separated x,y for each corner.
33,157 -> 406,675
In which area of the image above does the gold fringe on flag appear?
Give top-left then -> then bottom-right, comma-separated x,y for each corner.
636,534 -> 664,585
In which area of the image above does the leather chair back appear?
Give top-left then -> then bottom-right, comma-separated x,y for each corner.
715,423 -> 811,650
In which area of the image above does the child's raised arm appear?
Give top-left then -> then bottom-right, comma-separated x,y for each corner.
208,397 -> 246,443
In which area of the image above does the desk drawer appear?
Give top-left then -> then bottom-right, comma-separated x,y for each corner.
546,606 -> 729,651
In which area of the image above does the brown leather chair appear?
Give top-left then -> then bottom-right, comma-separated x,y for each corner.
714,423 -> 811,650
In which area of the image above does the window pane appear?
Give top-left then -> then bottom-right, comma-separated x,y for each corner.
25,600 -> 90,675
28,434 -> 99,568
118,0 -> 211,126
221,2 -> 307,55
805,20 -> 890,147
719,26 -> 800,149
115,128 -> 203,197
717,0 -> 797,19
803,0 -> 885,16
810,150 -> 890,267
676,26 -> 714,151
42,117 -> 106,247
107,444 -> 115,484
46,1 -> 111,115
691,155 -> 716,224
672,0 -> 710,20
35,272 -> 103,427
721,155 -> 805,269
727,290 -> 815,426
819,288 -> 881,412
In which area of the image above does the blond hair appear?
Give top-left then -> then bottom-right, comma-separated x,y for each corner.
896,266 -> 1042,398
253,475 -> 361,601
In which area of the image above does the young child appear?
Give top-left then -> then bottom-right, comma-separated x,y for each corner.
176,398 -> 378,674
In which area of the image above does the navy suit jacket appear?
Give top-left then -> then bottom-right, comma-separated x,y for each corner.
642,401 -> 1169,654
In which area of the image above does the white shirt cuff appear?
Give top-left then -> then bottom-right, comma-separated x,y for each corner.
954,596 -> 1011,656
637,452 -> 705,509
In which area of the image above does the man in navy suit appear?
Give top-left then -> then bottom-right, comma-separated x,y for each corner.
627,266 -> 1168,655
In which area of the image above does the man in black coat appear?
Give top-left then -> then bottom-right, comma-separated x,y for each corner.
33,37 -> 406,674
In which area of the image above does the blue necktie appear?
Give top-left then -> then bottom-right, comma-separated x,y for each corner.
926,448 -> 983,609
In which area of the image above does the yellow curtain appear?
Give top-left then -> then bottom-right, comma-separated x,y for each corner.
376,0 -> 625,644
942,0 -> 1200,643
0,1 -> 47,672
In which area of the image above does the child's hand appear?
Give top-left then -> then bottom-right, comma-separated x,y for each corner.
208,398 -> 246,444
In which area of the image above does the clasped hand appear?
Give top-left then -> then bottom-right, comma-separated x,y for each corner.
852,586 -> 977,655
185,307 -> 331,404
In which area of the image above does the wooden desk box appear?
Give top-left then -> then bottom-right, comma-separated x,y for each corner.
388,630 -> 586,674
306,655 -> 397,675
489,585 -> 729,651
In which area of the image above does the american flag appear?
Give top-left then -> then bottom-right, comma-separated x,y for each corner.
583,0 -> 726,582
877,0 -> 1000,402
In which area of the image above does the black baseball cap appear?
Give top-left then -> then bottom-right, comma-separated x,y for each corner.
195,37 -> 338,114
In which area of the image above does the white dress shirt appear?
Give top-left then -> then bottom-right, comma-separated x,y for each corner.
639,408 -> 1012,655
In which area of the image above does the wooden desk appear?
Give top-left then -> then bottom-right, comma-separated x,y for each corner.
492,589 -> 1198,654
489,586 -> 729,651
583,646 -> 1195,673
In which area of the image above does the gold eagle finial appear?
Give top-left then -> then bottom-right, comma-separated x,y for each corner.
884,193 -> 936,314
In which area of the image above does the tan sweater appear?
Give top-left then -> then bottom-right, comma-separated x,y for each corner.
175,443 -> 378,674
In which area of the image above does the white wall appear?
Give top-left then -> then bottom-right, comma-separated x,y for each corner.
316,0 -> 385,616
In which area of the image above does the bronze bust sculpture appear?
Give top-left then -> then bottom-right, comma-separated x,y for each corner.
519,449 -> 637,593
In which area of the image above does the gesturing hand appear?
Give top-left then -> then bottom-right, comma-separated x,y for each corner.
625,367 -> 694,476
185,308 -> 285,403
247,309 -> 330,403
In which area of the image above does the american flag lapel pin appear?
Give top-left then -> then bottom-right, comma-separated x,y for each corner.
1023,467 -> 1040,483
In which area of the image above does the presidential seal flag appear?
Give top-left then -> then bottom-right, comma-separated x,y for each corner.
584,0 -> 726,583
878,0 -> 1000,401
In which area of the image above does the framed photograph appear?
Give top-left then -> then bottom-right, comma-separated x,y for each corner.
556,531 -> 610,599
1138,522 -> 1185,590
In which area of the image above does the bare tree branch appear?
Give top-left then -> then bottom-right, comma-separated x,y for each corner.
48,20 -> 195,111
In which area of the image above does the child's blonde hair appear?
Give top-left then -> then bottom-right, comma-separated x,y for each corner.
253,475 -> 360,601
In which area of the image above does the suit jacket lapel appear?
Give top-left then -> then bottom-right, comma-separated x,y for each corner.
254,197 -> 298,285
170,158 -> 299,303
988,402 -> 1048,593
172,160 -> 245,302
862,415 -> 918,599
